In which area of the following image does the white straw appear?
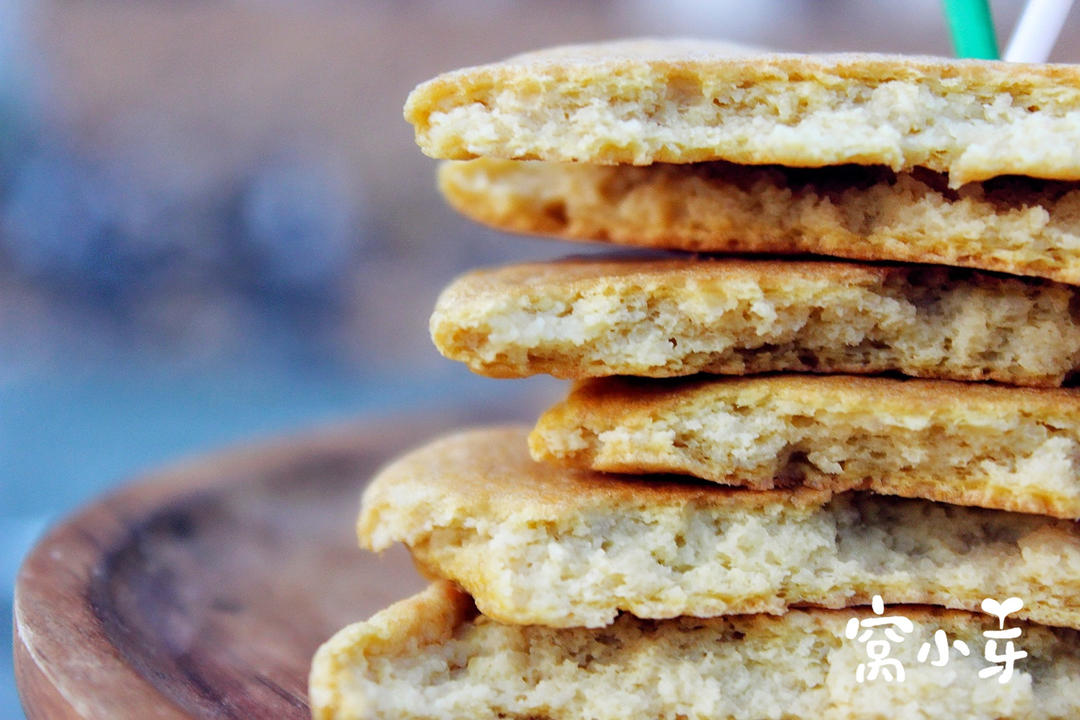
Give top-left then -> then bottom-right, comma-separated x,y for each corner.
1004,0 -> 1075,62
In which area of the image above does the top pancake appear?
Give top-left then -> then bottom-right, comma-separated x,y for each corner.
406,39 -> 1080,186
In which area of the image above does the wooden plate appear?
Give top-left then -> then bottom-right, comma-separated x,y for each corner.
13,413 -> 483,719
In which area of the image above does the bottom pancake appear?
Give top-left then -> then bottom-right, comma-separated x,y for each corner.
310,581 -> 1080,720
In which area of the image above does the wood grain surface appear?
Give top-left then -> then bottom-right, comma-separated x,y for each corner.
13,413 -> 483,719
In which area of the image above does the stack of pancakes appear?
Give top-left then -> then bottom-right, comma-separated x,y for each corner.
310,41 -> 1080,719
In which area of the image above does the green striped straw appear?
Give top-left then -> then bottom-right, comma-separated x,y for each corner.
942,0 -> 1001,58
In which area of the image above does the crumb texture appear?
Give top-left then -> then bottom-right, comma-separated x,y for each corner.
430,257 -> 1080,386
530,375 -> 1080,518
358,428 -> 1080,629
311,581 -> 1080,720
406,39 -> 1080,185
439,159 -> 1080,285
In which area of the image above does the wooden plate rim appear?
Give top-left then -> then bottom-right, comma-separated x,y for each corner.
13,416 -> 431,720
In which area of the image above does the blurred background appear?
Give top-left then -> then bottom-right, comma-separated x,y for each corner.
3,1 -> 1079,716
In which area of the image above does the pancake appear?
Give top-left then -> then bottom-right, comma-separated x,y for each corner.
406,39 -> 1080,186
530,375 -> 1080,518
311,581 -> 1080,720
430,256 -> 1080,386
358,428 -> 1080,629
439,158 -> 1080,284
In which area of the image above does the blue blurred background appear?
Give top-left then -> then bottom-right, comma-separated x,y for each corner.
2,1 -> 1077,716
